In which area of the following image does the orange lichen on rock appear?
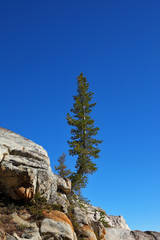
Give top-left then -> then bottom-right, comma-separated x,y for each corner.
100,227 -> 106,240
79,225 -> 97,240
42,210 -> 74,230
16,187 -> 34,200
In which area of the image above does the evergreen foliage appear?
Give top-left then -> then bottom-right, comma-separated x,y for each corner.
67,73 -> 102,194
54,153 -> 71,178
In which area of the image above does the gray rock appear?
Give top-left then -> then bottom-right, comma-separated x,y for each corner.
105,228 -> 135,240
41,218 -> 77,240
6,235 -> 17,240
21,232 -> 33,238
90,221 -> 106,240
10,212 -> 41,240
85,204 -> 130,230
73,206 -> 88,226
57,176 -> 71,194
13,231 -> 41,240
67,201 -> 130,239
0,128 -> 71,212
0,128 -> 49,165
105,229 -> 160,240
146,231 -> 160,240
107,215 -> 130,230
2,128 -> 159,240
132,230 -> 157,240
77,225 -> 97,240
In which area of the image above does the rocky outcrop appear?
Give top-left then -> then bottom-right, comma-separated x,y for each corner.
132,230 -> 160,240
105,228 -> 135,240
71,203 -> 129,240
77,225 -> 97,240
0,128 -> 71,212
105,228 -> 160,240
41,210 -> 77,240
11,212 -> 41,240
85,204 -> 130,230
0,127 -> 159,240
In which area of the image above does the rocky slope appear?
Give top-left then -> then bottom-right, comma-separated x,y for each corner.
0,127 -> 159,240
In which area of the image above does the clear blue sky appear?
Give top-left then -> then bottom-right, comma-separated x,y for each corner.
0,0 -> 160,232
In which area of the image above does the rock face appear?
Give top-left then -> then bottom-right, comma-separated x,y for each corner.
105,228 -> 135,240
132,230 -> 160,240
11,212 -> 41,240
105,229 -> 160,240
0,127 -> 71,212
0,127 -> 159,240
41,210 -> 77,240
85,204 -> 130,230
70,203 -> 129,239
77,225 -> 97,240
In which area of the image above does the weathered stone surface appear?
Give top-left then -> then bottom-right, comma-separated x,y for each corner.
13,231 -> 41,240
6,235 -> 16,240
105,228 -> 135,240
41,217 -> 77,240
1,128 -> 159,240
146,231 -> 160,240
105,229 -> 160,240
77,225 -> 97,240
71,205 -> 103,239
68,201 -> 130,239
107,215 -> 130,229
73,206 -> 89,226
132,230 -> 157,240
0,128 -> 71,212
16,186 -> 34,200
0,128 -> 49,165
11,212 -> 37,229
85,205 -> 130,230
90,222 -> 106,240
42,210 -> 74,230
41,210 -> 77,239
57,176 -> 71,194
11,212 -> 41,240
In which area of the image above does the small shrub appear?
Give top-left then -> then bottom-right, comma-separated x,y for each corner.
98,210 -> 110,228
17,224 -> 29,231
26,192 -> 63,220
67,206 -> 80,232
67,192 -> 89,212
34,192 -> 47,205
27,205 -> 43,220
26,192 -> 47,220
51,204 -> 62,211
0,215 -> 13,224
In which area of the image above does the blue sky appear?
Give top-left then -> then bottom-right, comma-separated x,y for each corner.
0,0 -> 160,231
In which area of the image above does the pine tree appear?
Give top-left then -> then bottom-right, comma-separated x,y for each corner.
67,73 -> 102,194
54,153 -> 71,178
